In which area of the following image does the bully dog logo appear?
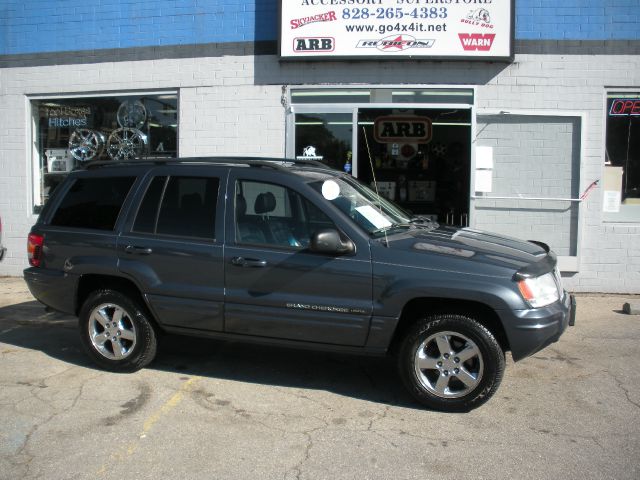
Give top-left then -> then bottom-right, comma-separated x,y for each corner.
356,35 -> 435,52
460,8 -> 494,29
290,11 -> 337,29
293,37 -> 335,52
458,33 -> 496,51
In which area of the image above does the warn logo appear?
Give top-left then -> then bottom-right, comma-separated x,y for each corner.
458,33 -> 496,51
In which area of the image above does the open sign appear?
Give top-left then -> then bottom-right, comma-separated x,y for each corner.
373,116 -> 432,144
609,98 -> 640,116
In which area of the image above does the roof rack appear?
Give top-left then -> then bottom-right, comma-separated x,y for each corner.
82,156 -> 332,171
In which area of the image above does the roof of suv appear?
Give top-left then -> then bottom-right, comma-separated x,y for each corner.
82,156 -> 334,174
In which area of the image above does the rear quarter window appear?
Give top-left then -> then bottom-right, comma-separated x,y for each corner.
50,176 -> 136,230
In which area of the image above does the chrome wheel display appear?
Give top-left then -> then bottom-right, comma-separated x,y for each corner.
107,128 -> 147,160
88,303 -> 137,360
117,100 -> 147,129
413,330 -> 484,399
68,129 -> 105,162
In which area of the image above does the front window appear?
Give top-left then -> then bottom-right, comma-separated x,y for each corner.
604,92 -> 640,222
31,92 -> 178,213
234,180 -> 336,248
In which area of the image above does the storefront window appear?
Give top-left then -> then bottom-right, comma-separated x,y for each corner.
604,92 -> 640,222
31,92 -> 178,212
294,112 -> 353,171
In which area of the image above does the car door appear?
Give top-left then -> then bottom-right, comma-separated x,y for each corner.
118,165 -> 227,331
224,169 -> 373,346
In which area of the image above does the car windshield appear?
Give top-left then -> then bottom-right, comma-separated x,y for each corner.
308,174 -> 418,236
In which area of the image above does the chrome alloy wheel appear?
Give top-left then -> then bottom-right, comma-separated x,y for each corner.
414,330 -> 484,399
88,303 -> 137,360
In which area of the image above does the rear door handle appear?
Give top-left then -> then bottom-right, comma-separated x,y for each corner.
231,256 -> 267,268
124,245 -> 153,255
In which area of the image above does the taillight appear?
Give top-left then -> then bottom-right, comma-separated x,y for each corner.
27,233 -> 44,267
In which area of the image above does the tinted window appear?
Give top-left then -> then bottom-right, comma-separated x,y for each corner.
138,176 -> 219,239
51,176 -> 135,230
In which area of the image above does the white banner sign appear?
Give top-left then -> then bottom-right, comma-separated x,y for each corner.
280,0 -> 512,60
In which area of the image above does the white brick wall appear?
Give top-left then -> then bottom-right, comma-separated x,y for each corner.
1,52 -> 639,292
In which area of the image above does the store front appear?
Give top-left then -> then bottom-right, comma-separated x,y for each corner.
287,87 -> 473,225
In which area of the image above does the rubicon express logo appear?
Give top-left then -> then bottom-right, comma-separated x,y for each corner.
357,35 -> 435,52
458,33 -> 496,51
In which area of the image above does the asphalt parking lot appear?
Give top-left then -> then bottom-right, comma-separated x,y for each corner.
1,277 -> 639,480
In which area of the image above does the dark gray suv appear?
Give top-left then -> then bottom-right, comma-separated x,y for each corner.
24,157 -> 574,411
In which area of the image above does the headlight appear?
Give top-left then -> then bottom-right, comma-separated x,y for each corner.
517,272 -> 560,308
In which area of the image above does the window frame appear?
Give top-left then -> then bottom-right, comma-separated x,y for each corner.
28,89 -> 179,215
603,89 -> 640,224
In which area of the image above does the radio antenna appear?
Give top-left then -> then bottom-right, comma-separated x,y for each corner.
362,126 -> 389,247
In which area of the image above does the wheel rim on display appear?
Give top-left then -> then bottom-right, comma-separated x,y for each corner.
107,128 -> 147,161
413,330 -> 484,399
68,129 -> 105,162
88,303 -> 137,360
117,100 -> 147,129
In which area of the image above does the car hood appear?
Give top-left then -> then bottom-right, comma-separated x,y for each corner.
373,225 -> 552,276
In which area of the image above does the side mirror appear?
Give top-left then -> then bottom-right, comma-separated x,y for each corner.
310,229 -> 355,255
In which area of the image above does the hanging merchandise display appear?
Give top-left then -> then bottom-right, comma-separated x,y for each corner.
107,128 -> 148,161
68,129 -> 106,162
117,100 -> 147,129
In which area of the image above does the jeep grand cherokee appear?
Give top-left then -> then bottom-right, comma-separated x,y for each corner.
24,157 -> 575,411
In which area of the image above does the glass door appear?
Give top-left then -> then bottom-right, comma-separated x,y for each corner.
357,107 -> 471,222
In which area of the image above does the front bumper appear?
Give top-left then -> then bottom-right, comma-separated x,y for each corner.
504,292 -> 575,362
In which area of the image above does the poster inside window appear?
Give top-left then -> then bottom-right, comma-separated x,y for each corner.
32,93 -> 178,211
604,93 -> 640,222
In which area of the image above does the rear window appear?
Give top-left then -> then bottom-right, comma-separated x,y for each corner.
133,175 -> 219,240
50,176 -> 136,231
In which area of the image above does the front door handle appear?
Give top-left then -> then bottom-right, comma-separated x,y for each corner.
231,256 -> 267,268
124,245 -> 153,255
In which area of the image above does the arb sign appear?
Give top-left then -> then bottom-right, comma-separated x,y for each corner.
374,116 -> 433,143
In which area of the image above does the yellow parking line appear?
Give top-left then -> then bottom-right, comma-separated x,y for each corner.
97,376 -> 200,476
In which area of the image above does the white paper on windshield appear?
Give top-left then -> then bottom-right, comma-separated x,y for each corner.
355,206 -> 392,229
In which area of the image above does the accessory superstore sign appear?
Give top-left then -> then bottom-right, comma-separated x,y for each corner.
280,0 -> 512,60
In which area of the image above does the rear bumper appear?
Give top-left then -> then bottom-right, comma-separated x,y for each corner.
24,267 -> 78,315
505,292 -> 575,362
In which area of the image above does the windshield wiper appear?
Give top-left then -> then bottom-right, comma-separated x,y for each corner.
409,216 -> 439,229
371,223 -> 411,236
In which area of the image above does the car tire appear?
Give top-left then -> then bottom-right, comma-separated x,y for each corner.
78,289 -> 157,372
398,313 -> 505,412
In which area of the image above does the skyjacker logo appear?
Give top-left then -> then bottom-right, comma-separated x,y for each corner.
357,35 -> 435,52
290,11 -> 337,29
458,33 -> 495,51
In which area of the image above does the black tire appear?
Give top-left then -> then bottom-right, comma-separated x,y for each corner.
397,313 -> 505,412
78,289 -> 157,372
